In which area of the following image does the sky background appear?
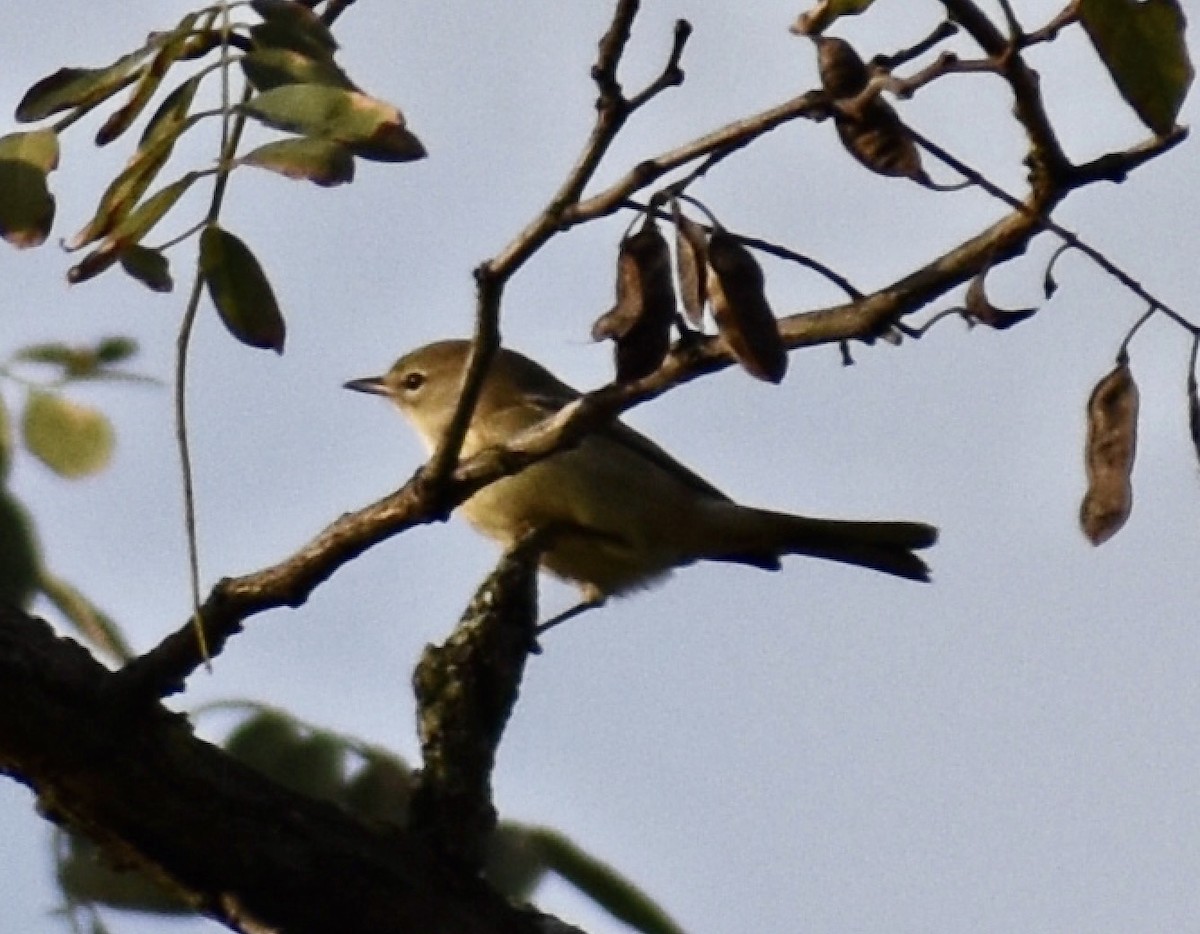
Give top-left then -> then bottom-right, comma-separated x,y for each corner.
2,2 -> 1199,932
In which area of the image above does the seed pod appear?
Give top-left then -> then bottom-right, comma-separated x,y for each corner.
591,216 -> 676,382
815,36 -> 870,99
671,201 -> 708,327
963,269 -> 1037,330
706,229 -> 787,384
1080,359 -> 1139,545
836,98 -> 928,183
1188,367 -> 1200,469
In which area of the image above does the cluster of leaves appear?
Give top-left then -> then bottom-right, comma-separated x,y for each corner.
0,0 -> 425,353
0,338 -> 141,659
55,706 -> 684,934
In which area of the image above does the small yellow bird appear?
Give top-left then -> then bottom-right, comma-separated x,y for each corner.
347,340 -> 937,616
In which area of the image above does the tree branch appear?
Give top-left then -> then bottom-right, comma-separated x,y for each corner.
0,607 -> 577,934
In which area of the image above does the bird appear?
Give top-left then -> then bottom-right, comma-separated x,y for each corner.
346,339 -> 937,624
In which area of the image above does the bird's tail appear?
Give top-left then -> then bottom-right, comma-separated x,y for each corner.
706,506 -> 938,582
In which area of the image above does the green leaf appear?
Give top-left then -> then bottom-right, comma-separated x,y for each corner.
22,390 -> 115,478
200,225 -> 287,352
0,395 -> 11,483
68,128 -> 190,250
39,570 -> 133,663
528,827 -> 686,934
1079,0 -> 1194,135
240,84 -> 425,162
241,47 -> 355,91
96,336 -> 139,364
96,13 -> 200,146
120,245 -> 174,292
251,0 -> 339,57
58,834 -> 188,915
138,76 -> 201,151
0,130 -> 59,248
242,137 -> 355,186
69,173 -> 198,284
15,49 -> 148,123
0,492 -> 41,609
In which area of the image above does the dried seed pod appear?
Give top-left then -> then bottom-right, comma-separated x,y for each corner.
591,216 -> 676,382
706,229 -> 787,384
671,200 -> 708,327
836,98 -> 928,183
815,36 -> 870,99
1080,359 -> 1139,545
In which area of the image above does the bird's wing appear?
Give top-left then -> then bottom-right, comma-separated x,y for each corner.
503,391 -> 733,504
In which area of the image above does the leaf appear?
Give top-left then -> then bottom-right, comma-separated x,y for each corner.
240,85 -> 426,162
0,492 -> 41,609
15,49 -> 148,123
96,336 -> 139,364
815,36 -> 870,98
706,230 -> 788,383
95,12 -> 200,146
671,201 -> 708,327
57,834 -> 189,915
69,173 -> 199,283
0,130 -> 59,248
0,395 -> 11,483
39,570 -> 133,663
790,0 -> 877,36
119,245 -> 174,292
1079,0 -> 1193,135
251,0 -> 339,55
138,76 -> 200,151
22,390 -> 115,478
200,225 -> 287,352
240,48 -> 356,92
344,752 -> 413,825
1080,359 -> 1139,545
529,827 -> 686,934
69,128 -> 190,249
591,217 -> 676,382
242,137 -> 355,186
963,269 -> 1037,329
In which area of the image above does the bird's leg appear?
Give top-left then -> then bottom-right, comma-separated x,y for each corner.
535,585 -> 607,637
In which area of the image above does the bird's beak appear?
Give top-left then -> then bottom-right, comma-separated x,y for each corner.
343,376 -> 390,396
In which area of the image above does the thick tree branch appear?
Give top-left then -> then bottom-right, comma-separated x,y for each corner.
0,607 -> 577,934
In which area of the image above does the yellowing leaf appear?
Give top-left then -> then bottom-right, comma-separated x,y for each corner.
22,390 -> 115,478
200,225 -> 287,353
95,12 -> 200,146
0,130 -> 59,248
1080,0 -> 1193,135
16,50 -> 148,123
240,85 -> 425,162
242,138 -> 355,186
240,48 -> 355,92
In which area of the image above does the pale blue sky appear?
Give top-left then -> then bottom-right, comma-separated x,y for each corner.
1,3 -> 1198,932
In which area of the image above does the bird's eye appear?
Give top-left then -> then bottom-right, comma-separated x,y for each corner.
401,371 -> 426,392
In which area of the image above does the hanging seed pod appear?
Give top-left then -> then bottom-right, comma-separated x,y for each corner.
1187,365 -> 1200,469
1080,358 -> 1139,545
836,98 -> 928,183
591,216 -> 676,382
815,36 -> 870,99
671,200 -> 709,327
706,229 -> 787,384
963,269 -> 1037,330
